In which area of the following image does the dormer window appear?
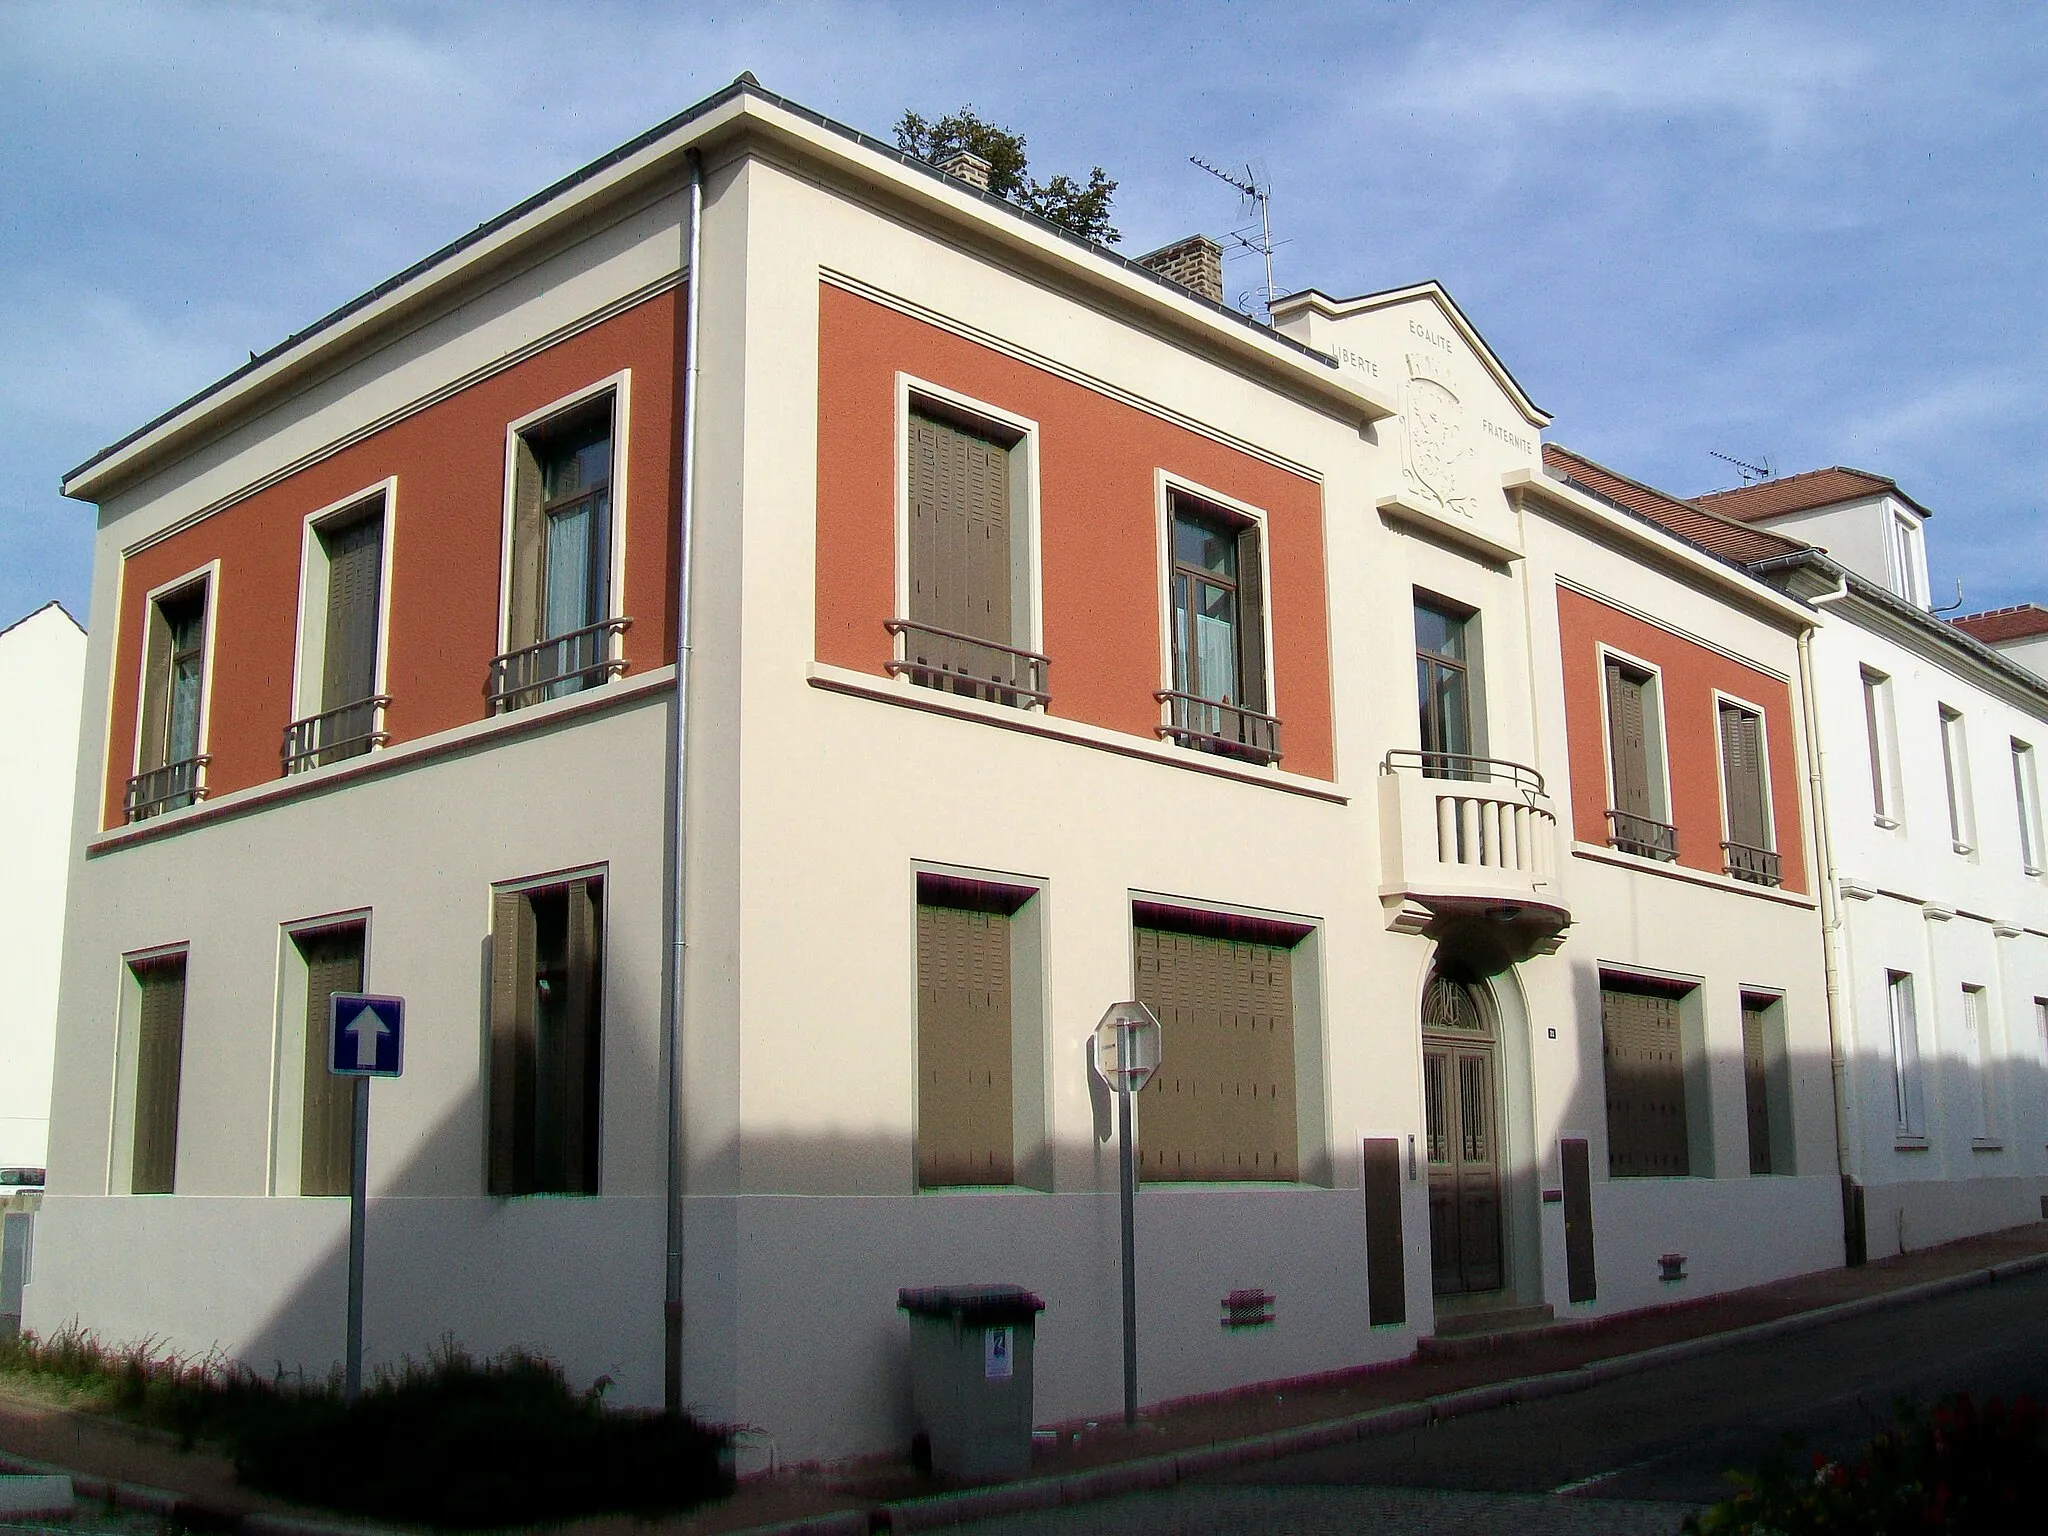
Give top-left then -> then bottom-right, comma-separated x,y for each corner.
1886,509 -> 1927,607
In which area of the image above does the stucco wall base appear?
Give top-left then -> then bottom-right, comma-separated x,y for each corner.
1859,1176 -> 2048,1263
21,1195 -> 665,1403
1570,1174 -> 1844,1317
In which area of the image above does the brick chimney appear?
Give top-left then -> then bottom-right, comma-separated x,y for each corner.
936,150 -> 992,192
1136,234 -> 1224,304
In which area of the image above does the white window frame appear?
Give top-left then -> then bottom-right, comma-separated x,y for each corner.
1938,704 -> 1976,855
268,910 -> 375,1196
495,371 -> 632,660
890,373 -> 1045,663
1861,666 -> 1901,829
1711,687 -> 1777,854
1960,983 -> 2000,1148
1887,970 -> 1925,1139
289,479 -> 397,726
2012,739 -> 2043,876
1886,509 -> 1927,607
1595,644 -> 1675,830
126,560 -> 222,801
1153,469 -> 1280,724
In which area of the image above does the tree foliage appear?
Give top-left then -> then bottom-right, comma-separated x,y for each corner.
894,106 -> 1121,245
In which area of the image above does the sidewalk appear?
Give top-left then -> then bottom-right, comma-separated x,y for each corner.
5,1222 -> 2046,1536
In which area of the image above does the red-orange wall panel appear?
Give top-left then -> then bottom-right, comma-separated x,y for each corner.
103,290 -> 682,830
1556,586 -> 1807,894
816,285 -> 1334,780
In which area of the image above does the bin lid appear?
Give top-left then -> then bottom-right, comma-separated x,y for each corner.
897,1284 -> 1045,1326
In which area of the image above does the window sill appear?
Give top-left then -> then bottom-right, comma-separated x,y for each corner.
90,667 -> 675,856
1894,1135 -> 1931,1151
806,663 -> 1346,804
1970,1138 -> 2006,1153
1873,815 -> 1900,830
1571,841 -> 1816,907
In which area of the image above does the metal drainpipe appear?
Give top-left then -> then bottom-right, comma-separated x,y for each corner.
1795,616 -> 1857,1254
663,148 -> 705,1416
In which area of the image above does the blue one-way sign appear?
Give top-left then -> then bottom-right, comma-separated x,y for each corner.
328,993 -> 404,1077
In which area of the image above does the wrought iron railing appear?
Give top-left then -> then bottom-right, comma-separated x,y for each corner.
125,755 -> 209,822
1155,690 -> 1282,766
485,617 -> 632,714
1607,808 -> 1679,862
1381,749 -> 1545,795
282,695 -> 391,774
884,620 -> 1050,708
1722,839 -> 1782,886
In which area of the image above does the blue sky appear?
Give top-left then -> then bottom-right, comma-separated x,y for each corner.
3,0 -> 2042,629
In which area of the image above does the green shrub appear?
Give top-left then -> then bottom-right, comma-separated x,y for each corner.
1686,1392 -> 2047,1535
2,1327 -> 732,1527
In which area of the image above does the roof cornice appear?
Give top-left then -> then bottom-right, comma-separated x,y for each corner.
64,79 -> 1394,503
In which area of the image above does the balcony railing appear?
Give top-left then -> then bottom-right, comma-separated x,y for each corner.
125,755 -> 209,822
1722,839 -> 1783,887
1378,751 -> 1565,940
884,620 -> 1050,708
282,695 -> 391,775
1608,809 -> 1679,862
1155,690 -> 1282,766
486,617 -> 632,715
1384,749 -> 1544,794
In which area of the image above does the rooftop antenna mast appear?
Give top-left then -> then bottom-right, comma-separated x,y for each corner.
1191,157 -> 1277,318
1709,449 -> 1773,486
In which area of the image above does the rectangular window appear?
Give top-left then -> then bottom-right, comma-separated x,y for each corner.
1133,916 -> 1301,1181
488,875 -> 603,1195
1161,492 -> 1277,765
1939,705 -> 1974,853
916,889 -> 1020,1188
1888,971 -> 1924,1135
1601,977 -> 1692,1177
1887,512 -> 1925,606
128,583 -> 209,821
124,955 -> 188,1194
286,496 -> 388,772
1741,993 -> 1789,1175
1603,658 -> 1674,860
295,926 -> 365,1196
891,403 -> 1045,708
2013,740 -> 2043,874
1962,984 -> 1997,1143
1862,667 -> 1898,826
492,393 -> 621,713
1718,701 -> 1779,885
1414,595 -> 1475,777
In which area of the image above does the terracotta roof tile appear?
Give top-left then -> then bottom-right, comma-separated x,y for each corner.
1950,604 -> 2048,644
1696,466 -> 1929,522
1542,444 -> 1808,566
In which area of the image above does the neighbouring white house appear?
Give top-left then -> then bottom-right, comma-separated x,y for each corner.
1952,604 -> 2048,684
0,601 -> 88,1176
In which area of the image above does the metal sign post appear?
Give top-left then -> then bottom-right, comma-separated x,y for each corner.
327,992 -> 404,1402
1093,1001 -> 1161,1430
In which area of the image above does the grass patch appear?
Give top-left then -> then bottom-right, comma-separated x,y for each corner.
1686,1391 -> 2047,1534
1,1326 -> 732,1527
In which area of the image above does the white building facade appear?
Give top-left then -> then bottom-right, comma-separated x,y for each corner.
32,81 -> 1859,1462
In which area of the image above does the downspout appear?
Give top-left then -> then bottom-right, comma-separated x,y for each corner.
1795,616 -> 1860,1262
663,148 -> 705,1414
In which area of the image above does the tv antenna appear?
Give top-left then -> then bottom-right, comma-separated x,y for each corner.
1191,157 -> 1278,319
1709,449 -> 1773,486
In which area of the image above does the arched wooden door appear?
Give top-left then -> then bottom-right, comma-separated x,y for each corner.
1422,975 -> 1504,1297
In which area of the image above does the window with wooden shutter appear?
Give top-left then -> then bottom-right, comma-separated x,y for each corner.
488,876 -> 603,1195
493,393 -> 621,713
128,584 -> 208,820
1133,923 -> 1298,1181
1603,659 -> 1674,860
130,956 -> 188,1195
297,927 -> 365,1196
916,900 -> 1015,1187
285,501 -> 390,774
1719,702 -> 1778,884
1601,979 -> 1691,1178
1162,494 -> 1279,764
1741,997 -> 1774,1175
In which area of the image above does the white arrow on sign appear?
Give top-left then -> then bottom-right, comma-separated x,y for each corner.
341,1003 -> 391,1070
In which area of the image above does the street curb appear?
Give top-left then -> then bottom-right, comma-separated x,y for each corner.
6,1252 -> 2045,1536
731,1249 -> 2048,1534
